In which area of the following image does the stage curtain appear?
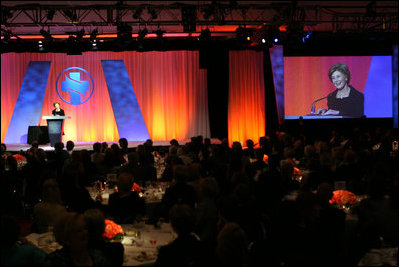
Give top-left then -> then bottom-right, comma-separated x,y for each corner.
228,50 -> 266,147
1,51 -> 209,143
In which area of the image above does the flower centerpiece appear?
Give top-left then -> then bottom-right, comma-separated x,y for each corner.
114,182 -> 142,193
329,189 -> 358,210
132,182 -> 141,192
103,219 -> 124,242
12,154 -> 27,169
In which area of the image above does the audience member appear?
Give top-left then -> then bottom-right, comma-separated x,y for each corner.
83,208 -> 124,266
1,215 -> 47,266
32,178 -> 67,233
44,212 -> 110,265
155,203 -> 212,266
107,171 -> 146,224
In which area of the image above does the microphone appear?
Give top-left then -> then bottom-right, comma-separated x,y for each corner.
310,96 -> 328,115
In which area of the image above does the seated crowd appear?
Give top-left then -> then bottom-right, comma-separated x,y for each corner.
1,124 -> 398,266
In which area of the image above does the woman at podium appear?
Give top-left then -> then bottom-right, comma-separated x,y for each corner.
52,101 -> 65,116
319,63 -> 364,117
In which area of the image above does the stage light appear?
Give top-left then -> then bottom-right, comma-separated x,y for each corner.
90,29 -> 98,41
138,28 -> 148,39
148,7 -> 158,20
199,28 -> 211,41
155,29 -> 164,39
117,23 -> 133,43
133,7 -> 143,19
40,29 -> 54,42
301,30 -> 312,44
182,6 -> 197,33
47,10 -> 55,20
236,26 -> 253,44
273,37 -> 279,43
76,29 -> 85,41
38,40 -> 45,51
262,38 -> 266,44
63,10 -> 77,22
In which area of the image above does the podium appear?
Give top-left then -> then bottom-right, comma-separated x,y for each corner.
285,115 -> 347,120
42,116 -> 70,146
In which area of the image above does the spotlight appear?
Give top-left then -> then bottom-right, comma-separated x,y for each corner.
47,10 -> 55,20
90,29 -> 98,41
301,30 -> 312,44
155,28 -> 165,39
138,28 -> 148,40
148,7 -> 158,20
40,29 -> 54,42
261,38 -> 266,44
117,23 -> 132,42
38,40 -> 44,51
199,28 -> 211,41
133,7 -> 143,19
76,29 -> 85,41
236,26 -> 253,44
63,10 -> 77,22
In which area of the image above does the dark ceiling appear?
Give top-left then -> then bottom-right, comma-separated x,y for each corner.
1,1 -> 398,53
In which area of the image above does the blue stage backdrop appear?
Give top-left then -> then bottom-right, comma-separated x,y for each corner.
4,61 -> 51,143
101,60 -> 150,141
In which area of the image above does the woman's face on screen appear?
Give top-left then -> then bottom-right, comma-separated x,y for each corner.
331,70 -> 347,90
54,103 -> 60,109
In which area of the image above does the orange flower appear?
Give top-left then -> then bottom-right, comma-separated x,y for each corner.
329,190 -> 358,207
293,167 -> 302,175
131,182 -> 141,192
103,219 -> 124,240
12,154 -> 26,163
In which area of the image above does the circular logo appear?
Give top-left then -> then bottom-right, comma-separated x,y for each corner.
56,67 -> 94,105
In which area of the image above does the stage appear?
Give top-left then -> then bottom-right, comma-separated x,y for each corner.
4,139 -> 222,152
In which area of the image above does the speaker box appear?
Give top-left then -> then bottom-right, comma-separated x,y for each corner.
27,126 -> 49,144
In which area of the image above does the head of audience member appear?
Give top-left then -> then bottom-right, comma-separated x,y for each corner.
53,212 -> 89,251
232,141 -> 242,153
296,191 -> 322,227
169,203 -> 195,236
111,143 -> 121,153
31,140 -> 39,149
173,165 -> 190,184
83,208 -> 105,243
246,139 -> 254,149
316,182 -> 334,206
1,143 -> 6,154
144,139 -> 153,147
119,138 -> 128,150
54,142 -> 65,152
170,139 -> 179,147
6,155 -> 18,171
66,140 -> 74,152
93,142 -> 102,154
41,178 -> 63,204
216,222 -> 249,266
199,177 -> 219,199
1,215 -> 20,247
101,142 -> 108,153
117,172 -> 134,195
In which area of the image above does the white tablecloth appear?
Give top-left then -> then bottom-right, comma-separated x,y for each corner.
25,222 -> 177,266
121,222 -> 176,266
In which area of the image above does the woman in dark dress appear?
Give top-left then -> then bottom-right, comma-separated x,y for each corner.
52,101 -> 65,116
320,63 -> 364,117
